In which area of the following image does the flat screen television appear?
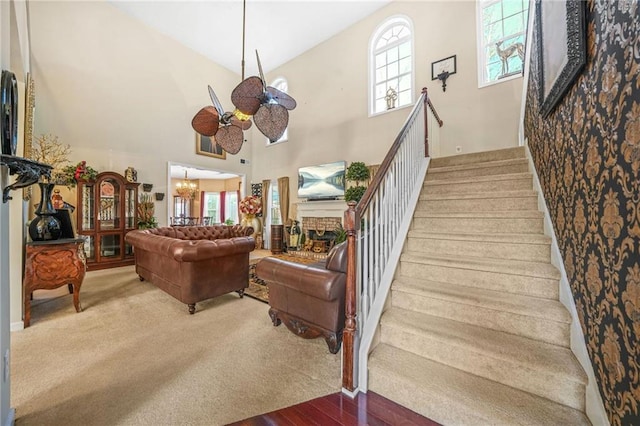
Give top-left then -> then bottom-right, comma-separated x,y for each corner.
298,161 -> 346,200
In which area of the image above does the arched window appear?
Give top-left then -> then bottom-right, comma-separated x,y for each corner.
267,77 -> 289,145
370,16 -> 414,115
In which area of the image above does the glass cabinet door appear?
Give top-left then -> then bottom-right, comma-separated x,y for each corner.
98,178 -> 121,230
100,234 -> 121,259
125,187 -> 136,229
81,184 -> 95,231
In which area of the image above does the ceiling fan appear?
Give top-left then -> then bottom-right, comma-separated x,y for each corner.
191,0 -> 297,155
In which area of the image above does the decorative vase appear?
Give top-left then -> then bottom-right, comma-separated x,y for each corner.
28,182 -> 62,241
241,214 -> 261,237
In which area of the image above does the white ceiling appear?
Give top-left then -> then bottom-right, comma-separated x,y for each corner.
170,164 -> 239,180
110,0 -> 391,76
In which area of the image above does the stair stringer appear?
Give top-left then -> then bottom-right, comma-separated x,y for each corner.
350,157 -> 430,394
524,140 -> 609,426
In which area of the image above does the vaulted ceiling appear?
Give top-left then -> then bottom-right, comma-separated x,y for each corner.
111,0 -> 391,77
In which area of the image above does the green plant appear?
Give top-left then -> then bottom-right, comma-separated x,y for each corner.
137,193 -> 158,229
346,161 -> 370,183
345,186 -> 367,202
224,218 -> 235,226
345,161 -> 371,202
333,223 -> 347,244
56,161 -> 98,187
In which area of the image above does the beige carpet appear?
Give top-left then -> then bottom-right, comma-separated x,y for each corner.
11,266 -> 341,425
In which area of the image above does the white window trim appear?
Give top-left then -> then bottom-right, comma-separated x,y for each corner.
476,0 -> 527,88
368,15 -> 415,117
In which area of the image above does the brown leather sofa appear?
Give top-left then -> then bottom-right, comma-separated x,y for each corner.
125,225 -> 255,314
255,242 -> 347,354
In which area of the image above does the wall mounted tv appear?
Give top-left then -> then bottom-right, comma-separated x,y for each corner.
298,161 -> 346,200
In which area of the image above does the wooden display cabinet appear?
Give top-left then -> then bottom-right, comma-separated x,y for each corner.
76,171 -> 139,270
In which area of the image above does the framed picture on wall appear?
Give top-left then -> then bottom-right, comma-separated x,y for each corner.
196,133 -> 226,159
536,0 -> 587,117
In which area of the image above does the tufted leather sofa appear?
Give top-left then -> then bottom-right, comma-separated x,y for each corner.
125,225 -> 255,314
255,242 -> 347,354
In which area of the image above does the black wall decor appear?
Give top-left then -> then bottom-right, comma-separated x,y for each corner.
525,1 -> 639,424
1,70 -> 18,156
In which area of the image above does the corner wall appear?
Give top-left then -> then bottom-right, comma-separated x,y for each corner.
524,1 -> 639,424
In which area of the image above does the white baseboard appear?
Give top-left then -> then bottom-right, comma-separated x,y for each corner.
9,322 -> 22,332
524,141 -> 609,426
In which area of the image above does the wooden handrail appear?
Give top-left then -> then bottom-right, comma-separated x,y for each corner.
427,97 -> 444,127
342,87 -> 443,392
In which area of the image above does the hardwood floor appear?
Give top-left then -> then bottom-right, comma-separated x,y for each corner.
228,391 -> 440,426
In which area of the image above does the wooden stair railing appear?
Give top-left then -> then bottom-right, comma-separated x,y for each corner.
342,87 -> 443,393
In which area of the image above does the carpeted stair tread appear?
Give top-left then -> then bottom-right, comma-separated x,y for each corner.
406,230 -> 550,245
391,278 -> 569,346
423,171 -> 532,186
400,252 -> 560,279
392,278 -> 570,324
380,308 -> 585,383
368,344 -> 590,426
429,146 -> 526,168
413,210 -> 543,219
425,158 -> 529,181
427,157 -> 528,173
419,189 -> 537,201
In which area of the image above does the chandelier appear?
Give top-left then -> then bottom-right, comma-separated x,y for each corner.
176,170 -> 198,200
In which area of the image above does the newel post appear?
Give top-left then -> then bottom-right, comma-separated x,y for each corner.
422,87 -> 429,158
342,201 -> 357,392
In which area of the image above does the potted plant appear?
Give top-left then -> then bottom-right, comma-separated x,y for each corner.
345,161 -> 370,203
137,193 -> 158,229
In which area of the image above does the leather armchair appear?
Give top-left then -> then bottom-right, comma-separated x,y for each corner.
255,242 -> 347,354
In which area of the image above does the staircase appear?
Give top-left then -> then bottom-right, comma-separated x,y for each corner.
367,147 -> 590,425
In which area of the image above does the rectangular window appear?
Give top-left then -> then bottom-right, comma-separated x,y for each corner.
225,191 -> 239,224
270,185 -> 281,225
477,0 -> 529,87
203,192 -> 220,222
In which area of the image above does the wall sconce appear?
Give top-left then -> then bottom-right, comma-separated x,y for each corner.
437,71 -> 451,92
431,55 -> 457,92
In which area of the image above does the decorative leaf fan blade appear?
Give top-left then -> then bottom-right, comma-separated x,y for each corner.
256,50 -> 268,91
231,76 -> 263,115
208,85 -> 226,116
216,125 -> 244,155
254,104 -> 289,143
266,86 -> 297,110
191,106 -> 220,137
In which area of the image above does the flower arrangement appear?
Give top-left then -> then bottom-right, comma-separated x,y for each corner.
56,161 -> 98,187
239,195 -> 262,216
137,193 -> 158,229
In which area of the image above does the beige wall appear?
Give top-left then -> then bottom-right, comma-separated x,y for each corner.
252,0 -> 523,201
29,1 -> 254,227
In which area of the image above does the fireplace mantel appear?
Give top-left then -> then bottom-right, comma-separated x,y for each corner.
296,200 -> 348,224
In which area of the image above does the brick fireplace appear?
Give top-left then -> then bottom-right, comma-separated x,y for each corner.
296,200 -> 346,253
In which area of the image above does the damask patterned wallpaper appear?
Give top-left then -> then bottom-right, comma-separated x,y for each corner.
524,1 -> 639,424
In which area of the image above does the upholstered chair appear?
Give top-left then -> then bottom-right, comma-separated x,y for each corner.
255,242 -> 347,354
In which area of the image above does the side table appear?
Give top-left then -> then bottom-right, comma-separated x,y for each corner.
23,238 -> 86,327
